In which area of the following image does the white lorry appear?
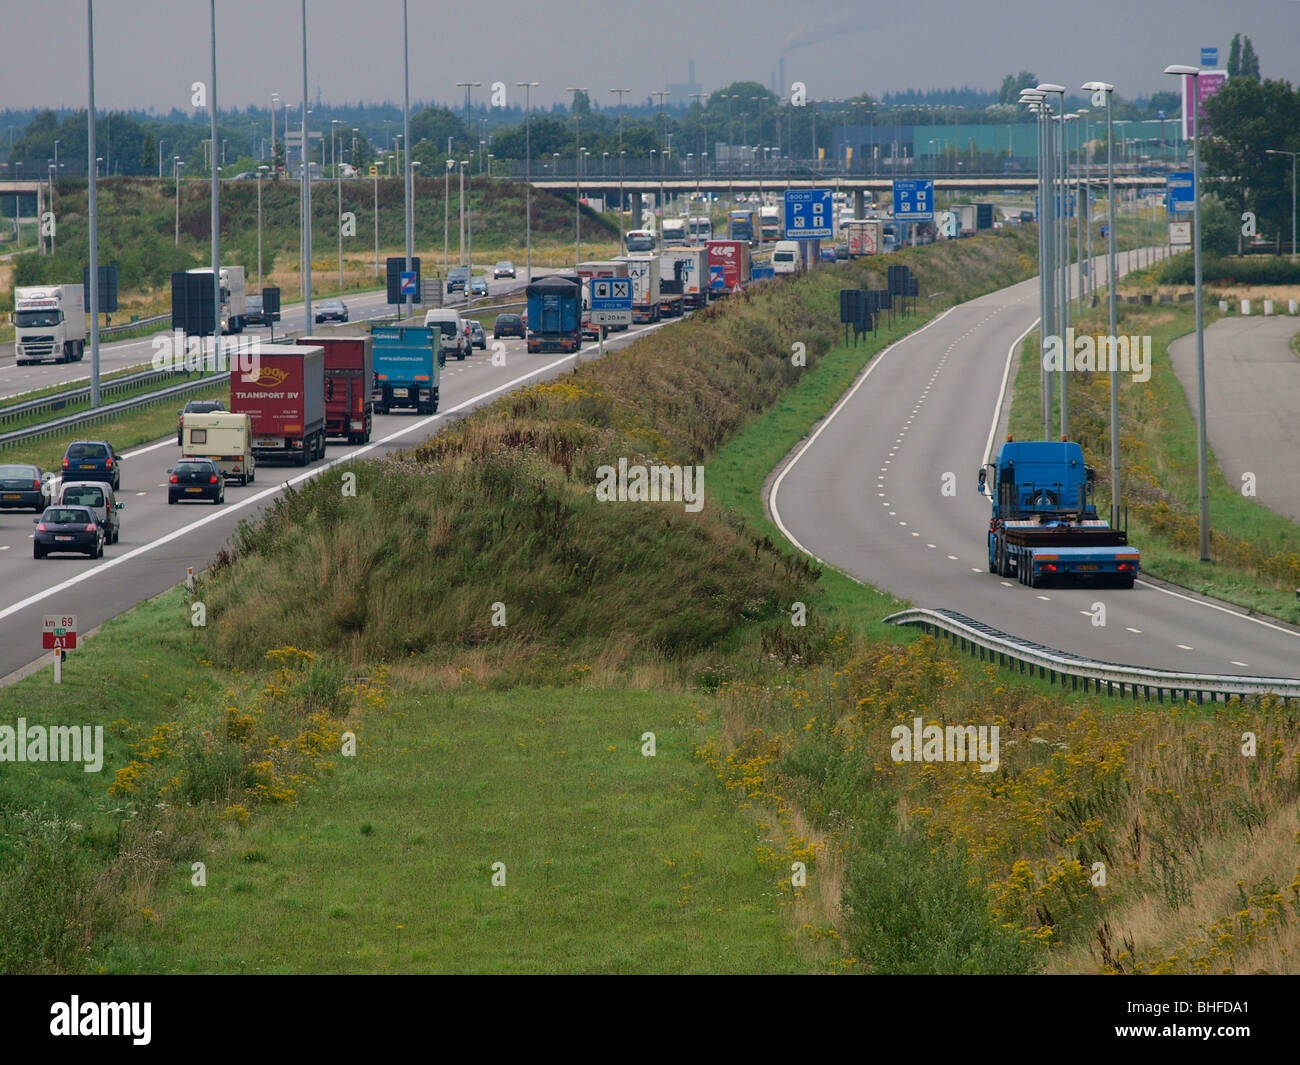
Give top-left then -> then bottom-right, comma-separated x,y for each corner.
618,254 -> 662,323
187,265 -> 247,334
661,217 -> 689,247
13,285 -> 87,365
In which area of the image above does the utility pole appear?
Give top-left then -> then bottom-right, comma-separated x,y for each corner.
518,81 -> 539,280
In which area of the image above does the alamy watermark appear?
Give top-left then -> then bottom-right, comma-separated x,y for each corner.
151,331 -> 262,376
0,718 -> 104,772
890,716 -> 1000,773
595,458 -> 704,513
1042,328 -> 1151,383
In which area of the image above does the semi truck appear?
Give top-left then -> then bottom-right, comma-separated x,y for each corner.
845,220 -> 883,258
525,275 -> 583,352
659,246 -> 707,309
950,204 -> 977,238
656,249 -> 693,318
728,208 -> 758,246
978,438 -> 1140,588
181,411 -> 256,485
298,334 -> 374,444
229,343 -> 326,465
705,239 -> 752,297
619,255 -> 662,323
661,217 -> 689,246
13,285 -> 86,364
187,266 -> 247,333
975,202 -> 996,231
759,205 -> 781,242
370,322 -> 440,414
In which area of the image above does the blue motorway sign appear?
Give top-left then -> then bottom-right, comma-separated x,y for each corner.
784,188 -> 834,239
589,277 -> 632,310
1201,47 -> 1217,67
1167,171 -> 1194,214
892,179 -> 934,221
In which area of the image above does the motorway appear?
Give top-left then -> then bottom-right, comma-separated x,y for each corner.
772,250 -> 1300,680
0,267 -> 639,682
0,271 -> 532,397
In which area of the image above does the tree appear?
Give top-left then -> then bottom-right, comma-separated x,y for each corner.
998,72 -> 1038,105
1228,34 -> 1242,77
140,129 -> 157,171
1240,36 -> 1261,81
1198,196 -> 1238,257
409,106 -> 468,156
1200,77 -> 1300,241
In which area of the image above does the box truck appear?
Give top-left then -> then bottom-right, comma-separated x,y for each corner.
298,335 -> 374,444
13,285 -> 86,364
618,255 -> 662,323
845,220 -> 883,258
525,275 -> 583,353
371,322 -> 441,413
705,239 -> 752,297
229,343 -> 326,465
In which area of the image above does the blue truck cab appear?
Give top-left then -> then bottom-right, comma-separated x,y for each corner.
371,322 -> 441,415
978,438 -> 1140,588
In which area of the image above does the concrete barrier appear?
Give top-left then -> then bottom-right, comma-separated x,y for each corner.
1264,299 -> 1275,316
1290,299 -> 1298,315
1219,299 -> 1230,312
1242,299 -> 1252,315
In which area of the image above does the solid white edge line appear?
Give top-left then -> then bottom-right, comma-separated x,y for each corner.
0,318 -> 670,626
983,317 -> 1040,474
769,308 -> 955,566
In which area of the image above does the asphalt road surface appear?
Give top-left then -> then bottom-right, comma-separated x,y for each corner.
1168,314 -> 1300,524
771,252 -> 1300,680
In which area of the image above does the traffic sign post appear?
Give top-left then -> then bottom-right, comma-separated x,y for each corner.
589,278 -> 633,359
42,615 -> 77,684
1166,171 -> 1194,215
784,189 -> 834,240
892,179 -> 934,222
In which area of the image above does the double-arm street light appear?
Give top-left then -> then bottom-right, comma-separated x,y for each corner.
1164,64 -> 1210,562
517,82 -> 539,280
567,87 -> 588,263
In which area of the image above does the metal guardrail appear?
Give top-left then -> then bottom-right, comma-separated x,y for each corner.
0,372 -> 229,449
884,607 -> 1300,704
100,312 -> 170,338
0,366 -> 183,426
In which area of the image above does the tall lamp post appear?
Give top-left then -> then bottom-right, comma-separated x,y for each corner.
257,165 -> 269,289
609,88 -> 630,248
566,87 -> 588,264
651,90 -> 671,236
1164,64 -> 1210,562
1265,149 -> 1298,263
1038,83 -> 1068,437
173,158 -> 183,246
443,157 -> 454,273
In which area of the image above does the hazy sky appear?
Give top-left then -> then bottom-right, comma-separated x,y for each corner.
3,0 -> 1298,113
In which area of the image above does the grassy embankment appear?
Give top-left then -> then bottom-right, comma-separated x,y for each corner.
4,223 -> 1297,975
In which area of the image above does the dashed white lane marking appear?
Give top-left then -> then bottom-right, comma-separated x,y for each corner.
927,543 -> 936,548
1036,595 -> 1051,601
1176,644 -> 1194,651
1126,627 -> 1142,634
1231,660 -> 1249,667
947,554 -> 958,560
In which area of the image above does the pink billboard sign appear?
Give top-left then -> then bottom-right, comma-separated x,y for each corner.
1182,71 -> 1227,140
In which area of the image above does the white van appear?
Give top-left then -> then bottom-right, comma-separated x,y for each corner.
772,241 -> 803,275
182,411 -> 256,485
423,308 -> 468,360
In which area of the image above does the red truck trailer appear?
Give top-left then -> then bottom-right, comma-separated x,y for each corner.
230,343 -> 326,466
297,334 -> 373,444
705,239 -> 752,298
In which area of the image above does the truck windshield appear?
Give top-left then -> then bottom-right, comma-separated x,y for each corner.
16,310 -> 62,327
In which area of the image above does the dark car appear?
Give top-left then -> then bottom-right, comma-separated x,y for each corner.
468,320 -> 486,349
33,505 -> 104,559
61,441 -> 122,490
446,267 -> 470,293
315,298 -> 349,323
168,458 -> 226,505
0,463 -> 54,512
493,313 -> 525,339
244,295 -> 278,326
493,260 -> 516,279
834,242 -> 850,260
819,247 -> 837,262
177,399 -> 226,446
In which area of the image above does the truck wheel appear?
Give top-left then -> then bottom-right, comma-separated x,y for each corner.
998,544 -> 1014,578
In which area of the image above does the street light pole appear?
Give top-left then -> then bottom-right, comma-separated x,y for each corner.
517,81 -> 538,280
257,166 -> 268,289
87,0 -> 101,407
566,87 -> 587,264
209,0 -> 221,362
300,0 -> 312,328
1265,149 -> 1298,263
651,90 -> 670,242
1038,84 -> 1068,437
174,158 -> 183,245
1022,89 -> 1050,439
610,88 -> 630,249
1165,65 -> 1210,561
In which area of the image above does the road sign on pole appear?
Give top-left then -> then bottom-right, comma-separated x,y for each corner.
892,179 -> 934,221
589,277 -> 633,326
1200,47 -> 1217,67
1167,171 -> 1194,214
42,615 -> 78,650
783,189 -> 834,239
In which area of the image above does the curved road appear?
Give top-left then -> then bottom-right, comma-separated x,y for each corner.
771,254 -> 1300,680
